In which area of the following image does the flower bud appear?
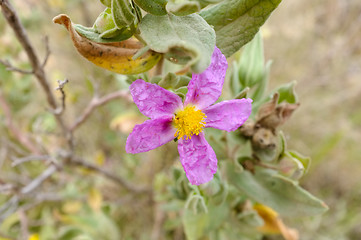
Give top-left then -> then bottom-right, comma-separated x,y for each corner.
93,8 -> 116,34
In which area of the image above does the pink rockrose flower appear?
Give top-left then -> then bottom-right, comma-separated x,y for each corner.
126,47 -> 252,185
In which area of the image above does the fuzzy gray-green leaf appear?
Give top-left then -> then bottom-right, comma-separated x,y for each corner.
133,0 -> 168,16
182,210 -> 208,240
200,0 -> 282,57
74,24 -> 132,43
227,166 -> 328,217
112,0 -> 135,28
167,2 -> 200,16
139,13 -> 215,73
275,81 -> 298,104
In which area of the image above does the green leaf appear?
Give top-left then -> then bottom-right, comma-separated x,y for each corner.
275,81 -> 298,104
182,209 -> 208,240
99,28 -> 125,38
158,72 -> 191,89
200,0 -> 282,57
100,0 -> 112,7
39,207 -> 57,239
203,173 -> 229,206
230,32 -> 271,102
94,8 -> 116,33
227,166 -> 329,217
62,210 -> 121,240
0,212 -> 19,236
133,0 -> 168,15
167,2 -> 200,16
185,193 -> 208,214
238,209 -> 264,227
112,0 -> 135,28
193,0 -> 223,9
251,80 -> 298,115
234,87 -> 250,99
204,128 -> 227,160
74,24 -> 132,43
230,62 -> 242,96
139,13 -> 215,73
287,150 -> 311,174
175,86 -> 188,99
251,59 -> 272,102
206,202 -> 230,230
279,151 -> 307,180
57,227 -> 83,240
238,32 -> 265,88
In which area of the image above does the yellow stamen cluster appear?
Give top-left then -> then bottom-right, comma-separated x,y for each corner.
173,105 -> 207,140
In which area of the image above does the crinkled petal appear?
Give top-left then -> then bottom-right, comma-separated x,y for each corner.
126,118 -> 175,153
204,98 -> 252,131
178,133 -> 217,185
130,79 -> 183,119
185,47 -> 228,109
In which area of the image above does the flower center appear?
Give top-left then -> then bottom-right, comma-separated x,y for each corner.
173,105 -> 207,140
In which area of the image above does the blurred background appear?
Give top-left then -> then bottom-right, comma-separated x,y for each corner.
0,0 -> 360,239
264,0 -> 361,239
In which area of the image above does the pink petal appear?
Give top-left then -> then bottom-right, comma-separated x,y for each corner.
130,79 -> 183,119
126,118 -> 176,154
178,133 -> 217,185
185,47 -> 228,109
204,99 -> 252,131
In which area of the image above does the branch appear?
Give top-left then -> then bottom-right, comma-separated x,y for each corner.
18,209 -> 29,240
41,36 -> 51,68
68,156 -> 150,194
0,0 -> 70,142
70,90 -> 132,131
0,59 -> 33,74
20,165 -> 58,195
0,0 -> 57,108
0,183 -> 15,194
53,79 -> 69,115
11,155 -> 52,167
0,164 -> 59,221
0,196 -> 19,222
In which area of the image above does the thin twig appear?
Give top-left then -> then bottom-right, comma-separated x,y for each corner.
0,183 -> 15,194
0,196 -> 19,222
20,192 -> 70,213
41,36 -> 51,68
175,66 -> 190,75
154,55 -> 164,77
11,155 -> 51,167
70,90 -> 132,131
68,156 -> 150,194
53,79 -> 69,115
18,209 -> 29,240
0,92 -> 41,154
0,165 -> 59,221
20,165 -> 58,195
0,59 -> 33,74
0,0 -> 57,108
